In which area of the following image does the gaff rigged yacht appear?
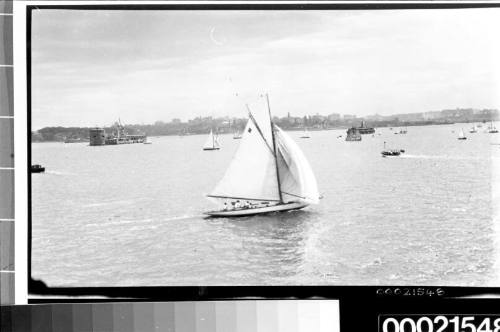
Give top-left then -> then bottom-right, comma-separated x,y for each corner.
202,130 -> 221,150
205,94 -> 320,217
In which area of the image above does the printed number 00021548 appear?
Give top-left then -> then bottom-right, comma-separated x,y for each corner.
380,316 -> 500,332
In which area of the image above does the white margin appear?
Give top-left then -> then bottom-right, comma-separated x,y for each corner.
11,0 -> 500,305
13,0 -> 28,305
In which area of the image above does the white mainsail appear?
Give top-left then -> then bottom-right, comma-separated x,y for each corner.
208,116 -> 280,201
203,130 -> 220,149
208,99 -> 319,204
458,129 -> 466,139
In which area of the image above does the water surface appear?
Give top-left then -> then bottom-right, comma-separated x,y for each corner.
32,123 -> 500,286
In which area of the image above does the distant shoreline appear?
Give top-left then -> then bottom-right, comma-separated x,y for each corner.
31,119 -> 499,143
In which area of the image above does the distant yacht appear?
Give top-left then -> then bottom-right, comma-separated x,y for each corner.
488,121 -> 499,133
203,130 -> 221,150
469,125 -> 477,133
300,128 -> 311,138
205,94 -> 320,217
457,128 -> 467,140
233,131 -> 242,139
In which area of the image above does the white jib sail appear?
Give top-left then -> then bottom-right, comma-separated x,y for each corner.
203,130 -> 216,149
275,126 -> 320,204
208,116 -> 280,202
459,129 -> 465,138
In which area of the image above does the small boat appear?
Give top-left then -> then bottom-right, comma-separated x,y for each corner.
31,164 -> 45,173
399,128 -> 407,134
345,127 -> 362,141
300,128 -> 310,138
457,128 -> 467,140
381,142 -> 402,157
143,137 -> 152,144
233,131 -> 242,139
205,94 -> 320,217
203,130 -> 220,150
64,137 -> 84,143
469,125 -> 477,133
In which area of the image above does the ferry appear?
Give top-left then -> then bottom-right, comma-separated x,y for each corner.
356,120 -> 375,134
345,127 -> 362,141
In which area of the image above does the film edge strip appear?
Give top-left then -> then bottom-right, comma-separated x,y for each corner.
0,0 -> 14,305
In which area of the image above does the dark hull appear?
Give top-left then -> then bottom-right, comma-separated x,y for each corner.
205,202 -> 308,217
358,128 -> 375,134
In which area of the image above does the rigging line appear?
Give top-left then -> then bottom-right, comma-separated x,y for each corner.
245,104 -> 275,156
282,191 -> 307,200
207,194 -> 281,202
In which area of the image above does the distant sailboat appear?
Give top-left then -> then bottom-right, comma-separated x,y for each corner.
300,128 -> 310,138
488,121 -> 499,133
233,130 -> 242,139
205,94 -> 320,217
203,130 -> 220,150
457,128 -> 467,140
469,125 -> 477,133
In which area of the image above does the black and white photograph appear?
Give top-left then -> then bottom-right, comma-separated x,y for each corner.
29,5 -> 500,288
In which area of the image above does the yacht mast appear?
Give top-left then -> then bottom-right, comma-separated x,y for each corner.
266,93 -> 283,204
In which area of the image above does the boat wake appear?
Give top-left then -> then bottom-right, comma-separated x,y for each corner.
83,198 -> 149,208
163,214 -> 204,222
400,154 -> 485,161
44,170 -> 75,176
85,218 -> 154,227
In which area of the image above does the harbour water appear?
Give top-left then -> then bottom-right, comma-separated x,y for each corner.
32,123 -> 500,287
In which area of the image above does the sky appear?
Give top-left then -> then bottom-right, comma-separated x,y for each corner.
31,8 -> 500,129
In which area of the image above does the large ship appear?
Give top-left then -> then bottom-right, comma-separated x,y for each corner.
89,120 -> 147,146
356,120 -> 375,134
345,127 -> 362,141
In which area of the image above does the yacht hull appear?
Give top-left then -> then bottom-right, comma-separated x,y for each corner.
205,202 -> 308,217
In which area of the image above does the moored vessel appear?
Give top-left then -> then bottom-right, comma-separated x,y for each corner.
345,127 -> 362,141
31,164 -> 45,173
